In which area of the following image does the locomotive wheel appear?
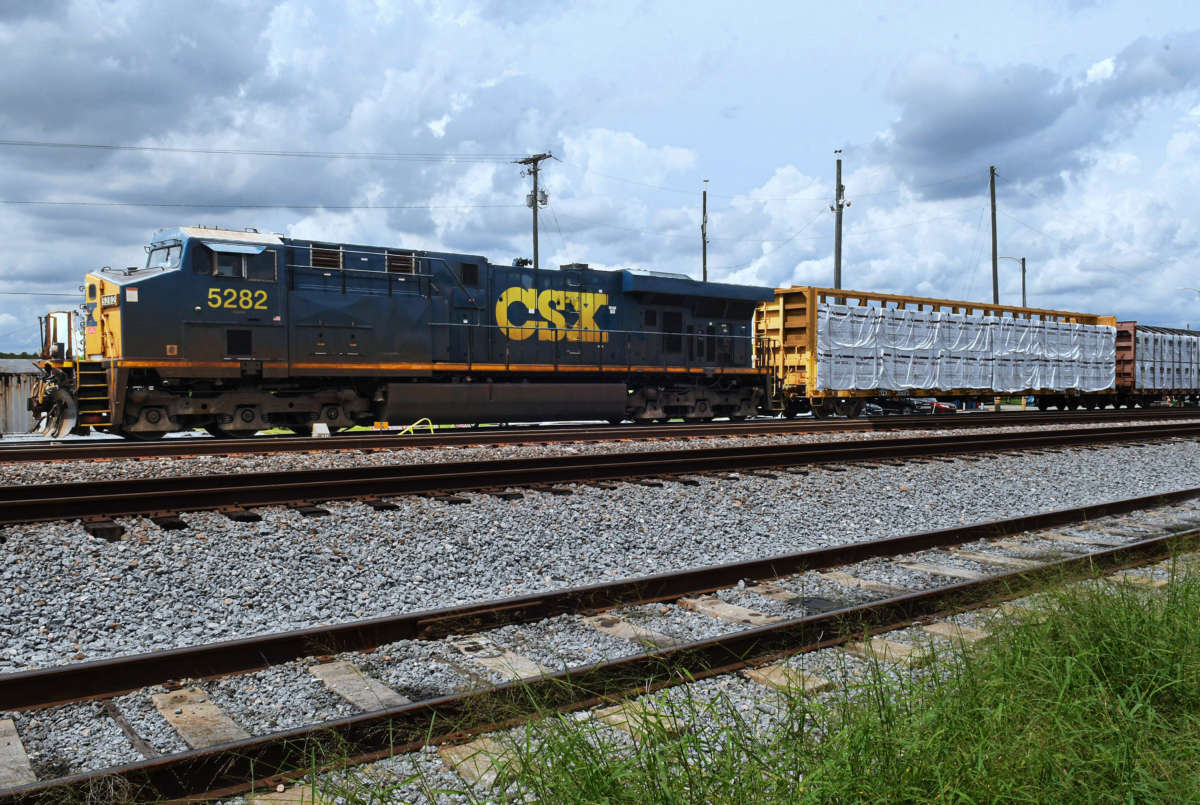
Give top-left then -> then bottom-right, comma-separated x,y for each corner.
810,400 -> 831,419
116,428 -> 167,441
1066,399 -> 1080,411
205,425 -> 256,439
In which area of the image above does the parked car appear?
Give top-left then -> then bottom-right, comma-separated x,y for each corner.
872,397 -> 934,416
921,398 -> 957,415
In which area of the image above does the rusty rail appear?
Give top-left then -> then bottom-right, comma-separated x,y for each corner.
3,514 -> 1196,802
0,408 -> 1195,463
0,422 -> 1195,528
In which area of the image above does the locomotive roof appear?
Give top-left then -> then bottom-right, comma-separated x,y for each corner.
156,226 -> 284,246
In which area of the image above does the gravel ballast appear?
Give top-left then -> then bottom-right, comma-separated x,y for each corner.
3,417 -> 1197,486
1,437 -> 1197,674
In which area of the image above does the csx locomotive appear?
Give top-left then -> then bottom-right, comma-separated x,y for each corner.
32,226 -> 773,438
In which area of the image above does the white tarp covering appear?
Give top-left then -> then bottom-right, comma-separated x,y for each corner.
1135,328 -> 1200,391
815,302 -> 1116,393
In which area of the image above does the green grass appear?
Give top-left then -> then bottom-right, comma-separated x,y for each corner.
303,559 -> 1200,804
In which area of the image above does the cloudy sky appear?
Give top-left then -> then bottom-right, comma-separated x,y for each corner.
1,0 -> 1198,350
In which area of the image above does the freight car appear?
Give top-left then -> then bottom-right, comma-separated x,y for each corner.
1115,322 -> 1200,407
753,286 -> 1120,417
31,226 -> 773,438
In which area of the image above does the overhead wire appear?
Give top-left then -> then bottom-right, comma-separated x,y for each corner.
0,199 -> 525,210
557,157 -> 983,203
0,139 -> 523,162
709,206 -> 829,272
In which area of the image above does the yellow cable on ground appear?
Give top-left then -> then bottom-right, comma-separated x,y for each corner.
395,417 -> 434,436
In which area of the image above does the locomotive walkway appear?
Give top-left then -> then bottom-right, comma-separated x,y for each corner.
1,407 -> 1195,463
0,421 -> 1197,536
0,487 -> 1196,803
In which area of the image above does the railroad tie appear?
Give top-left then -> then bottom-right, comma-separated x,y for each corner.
81,517 -> 124,541
151,687 -> 250,749
989,539 -> 1073,557
594,700 -> 687,738
0,718 -> 36,789
948,549 -> 1039,570
895,561 -> 986,581
842,637 -> 929,668
148,513 -> 188,531
1107,571 -> 1168,589
920,621 -> 991,643
818,570 -> 911,596
308,661 -> 411,712
1038,530 -> 1126,547
744,664 -> 834,695
581,614 -> 683,649
676,595 -> 781,627
741,579 -> 800,602
439,736 -> 517,788
447,635 -> 551,680
220,506 -> 263,523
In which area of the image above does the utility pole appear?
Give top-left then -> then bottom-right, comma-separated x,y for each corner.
701,179 -> 709,282
989,165 -> 999,305
1020,256 -> 1026,307
1000,255 -> 1027,307
831,151 -> 848,290
515,153 -> 552,269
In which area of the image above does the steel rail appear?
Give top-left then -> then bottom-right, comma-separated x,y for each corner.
4,523 -> 1196,803
1,486 -> 1195,713
1,408 -> 1195,463
0,423 -> 1195,527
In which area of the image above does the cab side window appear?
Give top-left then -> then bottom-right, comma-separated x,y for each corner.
210,250 -> 276,281
214,253 -> 240,277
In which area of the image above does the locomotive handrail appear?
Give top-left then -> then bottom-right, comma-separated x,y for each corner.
426,319 -> 760,374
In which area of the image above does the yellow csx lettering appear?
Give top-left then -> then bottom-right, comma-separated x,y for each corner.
495,287 -> 609,342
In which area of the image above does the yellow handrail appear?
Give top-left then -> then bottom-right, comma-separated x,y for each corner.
395,417 -> 434,436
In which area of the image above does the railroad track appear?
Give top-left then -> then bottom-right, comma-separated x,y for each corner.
1,488 -> 1197,802
1,408 -> 1195,463
0,421 -> 1196,538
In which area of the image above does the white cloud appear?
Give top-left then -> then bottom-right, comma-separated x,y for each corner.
1086,56 -> 1115,82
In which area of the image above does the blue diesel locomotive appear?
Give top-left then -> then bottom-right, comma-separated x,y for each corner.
32,226 -> 773,438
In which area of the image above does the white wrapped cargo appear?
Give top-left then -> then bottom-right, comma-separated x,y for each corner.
1131,326 -> 1199,391
812,301 -> 1116,393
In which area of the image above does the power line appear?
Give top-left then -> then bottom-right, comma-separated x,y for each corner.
555,209 -> 973,245
558,158 -> 983,203
712,206 -> 829,272
0,139 -> 523,162
0,199 -> 525,210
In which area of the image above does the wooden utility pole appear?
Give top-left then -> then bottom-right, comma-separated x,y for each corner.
515,153 -> 552,269
701,179 -> 709,282
989,165 -> 999,305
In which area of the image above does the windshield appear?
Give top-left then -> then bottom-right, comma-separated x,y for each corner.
145,244 -> 182,270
